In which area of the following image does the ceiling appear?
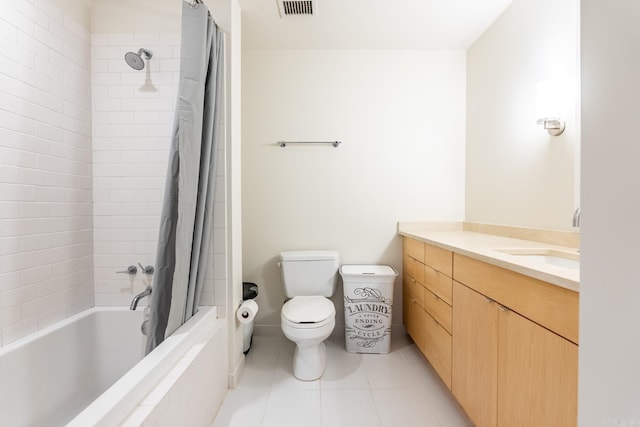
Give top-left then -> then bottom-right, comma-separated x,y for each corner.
239,0 -> 514,50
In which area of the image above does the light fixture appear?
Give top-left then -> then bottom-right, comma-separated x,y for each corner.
536,79 -> 567,136
536,117 -> 565,136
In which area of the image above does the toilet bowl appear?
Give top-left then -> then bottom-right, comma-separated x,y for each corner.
281,295 -> 336,381
278,250 -> 340,381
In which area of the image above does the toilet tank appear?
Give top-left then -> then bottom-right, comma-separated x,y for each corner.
279,251 -> 340,298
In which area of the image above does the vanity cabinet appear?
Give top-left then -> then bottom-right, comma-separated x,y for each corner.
402,237 -> 579,427
496,298 -> 578,427
452,254 -> 578,427
403,237 -> 453,389
451,281 -> 499,427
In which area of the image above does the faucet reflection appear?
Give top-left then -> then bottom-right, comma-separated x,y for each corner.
572,207 -> 581,228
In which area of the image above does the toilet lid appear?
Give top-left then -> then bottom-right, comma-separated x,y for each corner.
282,296 -> 335,323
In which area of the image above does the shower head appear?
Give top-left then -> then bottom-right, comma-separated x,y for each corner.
124,48 -> 153,70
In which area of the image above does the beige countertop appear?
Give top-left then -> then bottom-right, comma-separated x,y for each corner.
398,222 -> 580,292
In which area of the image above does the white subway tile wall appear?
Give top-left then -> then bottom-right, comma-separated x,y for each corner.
0,5 -> 227,347
91,32 -> 227,311
0,1 -> 94,346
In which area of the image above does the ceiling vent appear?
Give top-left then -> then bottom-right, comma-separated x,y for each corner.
278,0 -> 316,17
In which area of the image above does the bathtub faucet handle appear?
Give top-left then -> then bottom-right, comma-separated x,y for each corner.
117,265 -> 138,274
138,263 -> 154,274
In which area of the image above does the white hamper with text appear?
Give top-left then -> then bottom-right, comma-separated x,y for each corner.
340,265 -> 398,354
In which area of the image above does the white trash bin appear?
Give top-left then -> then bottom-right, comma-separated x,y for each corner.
340,265 -> 398,354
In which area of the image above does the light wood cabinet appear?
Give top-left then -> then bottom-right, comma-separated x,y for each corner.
404,293 -> 427,352
424,264 -> 452,305
423,287 -> 452,334
402,236 -> 579,427
453,253 -> 578,344
422,309 -> 452,389
452,282 -> 499,427
402,237 -> 453,388
425,243 -> 452,276
452,281 -> 578,427
405,237 -> 425,261
497,306 -> 578,427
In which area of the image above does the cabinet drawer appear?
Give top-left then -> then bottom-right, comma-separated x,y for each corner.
423,311 -> 452,389
405,255 -> 425,284
424,265 -> 453,305
425,244 -> 452,276
423,287 -> 452,334
404,276 -> 424,308
405,237 -> 425,262
453,253 -> 579,344
405,295 -> 427,351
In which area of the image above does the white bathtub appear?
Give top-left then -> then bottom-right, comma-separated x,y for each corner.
0,306 -> 225,427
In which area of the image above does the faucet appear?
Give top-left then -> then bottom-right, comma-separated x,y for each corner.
130,287 -> 152,310
572,207 -> 581,227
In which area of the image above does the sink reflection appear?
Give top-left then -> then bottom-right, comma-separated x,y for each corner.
494,248 -> 580,271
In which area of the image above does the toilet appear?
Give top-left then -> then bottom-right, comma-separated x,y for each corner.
278,250 -> 340,381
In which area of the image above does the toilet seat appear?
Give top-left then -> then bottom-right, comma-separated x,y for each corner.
282,296 -> 335,329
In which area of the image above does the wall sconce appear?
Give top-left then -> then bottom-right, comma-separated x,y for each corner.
536,80 -> 567,136
536,117 -> 565,136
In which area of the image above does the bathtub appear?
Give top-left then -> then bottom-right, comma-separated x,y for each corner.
0,306 -> 226,427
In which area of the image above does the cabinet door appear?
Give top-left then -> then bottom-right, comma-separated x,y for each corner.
497,308 -> 578,427
452,282 -> 499,427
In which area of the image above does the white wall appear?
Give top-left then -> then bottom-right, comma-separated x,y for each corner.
0,0 -> 94,346
226,0 -> 245,387
580,1 -> 640,425
465,0 -> 580,230
91,0 -> 182,34
242,49 -> 466,329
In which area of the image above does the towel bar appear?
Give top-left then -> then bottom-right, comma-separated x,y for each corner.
278,141 -> 341,148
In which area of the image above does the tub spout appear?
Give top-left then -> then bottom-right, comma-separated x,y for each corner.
130,287 -> 152,310
572,207 -> 581,228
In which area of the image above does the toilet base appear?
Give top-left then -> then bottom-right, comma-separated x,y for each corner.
292,341 -> 326,381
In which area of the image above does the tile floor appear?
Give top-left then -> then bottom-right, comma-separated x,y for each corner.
212,334 -> 472,427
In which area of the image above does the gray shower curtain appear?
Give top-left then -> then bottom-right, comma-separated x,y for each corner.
146,0 -> 224,353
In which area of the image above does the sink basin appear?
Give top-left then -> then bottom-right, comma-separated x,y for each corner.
494,248 -> 580,271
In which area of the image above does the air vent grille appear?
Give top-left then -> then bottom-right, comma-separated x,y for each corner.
279,0 -> 315,17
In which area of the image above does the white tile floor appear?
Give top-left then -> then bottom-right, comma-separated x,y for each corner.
212,334 -> 472,427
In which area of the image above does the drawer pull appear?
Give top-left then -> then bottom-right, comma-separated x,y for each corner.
497,304 -> 508,312
411,277 -> 416,283
483,296 -> 493,304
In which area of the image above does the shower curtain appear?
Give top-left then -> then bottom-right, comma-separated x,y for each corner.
146,0 -> 224,353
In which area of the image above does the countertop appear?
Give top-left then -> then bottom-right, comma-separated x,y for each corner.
398,222 -> 579,292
